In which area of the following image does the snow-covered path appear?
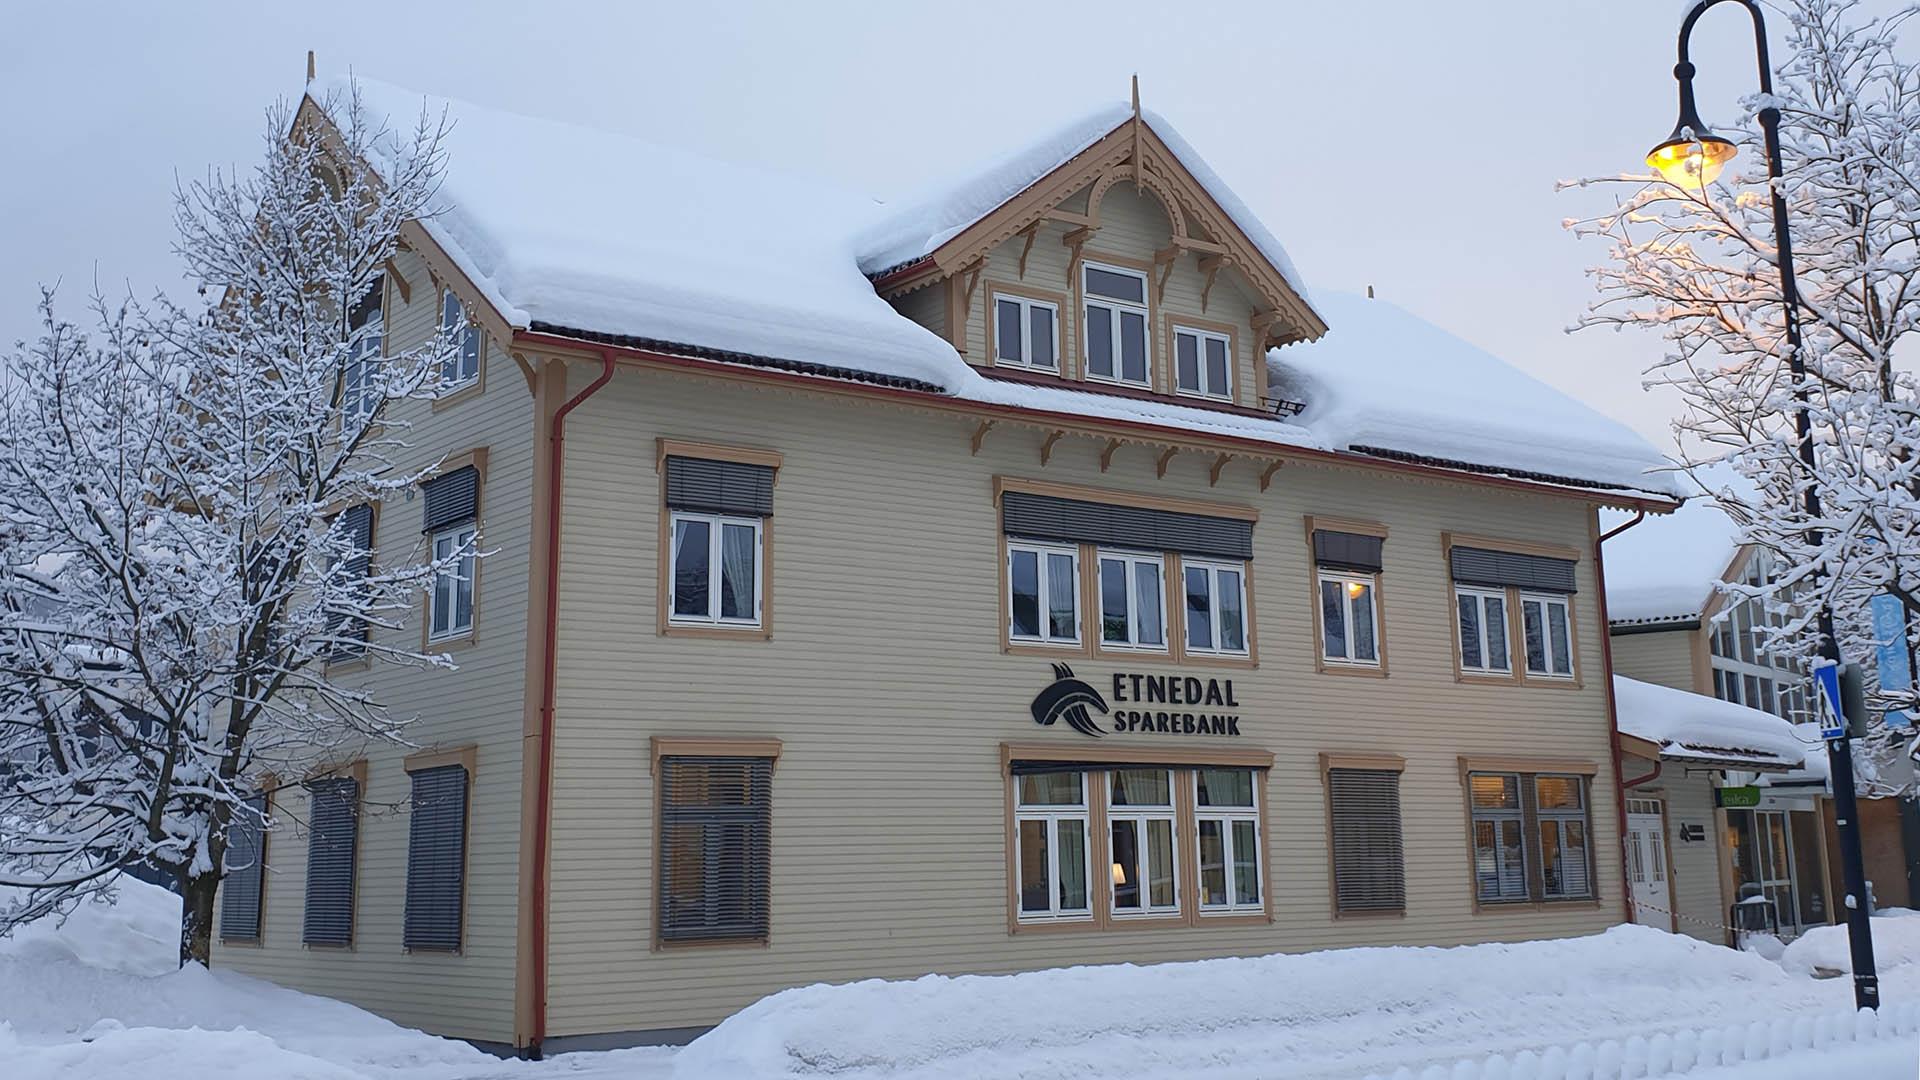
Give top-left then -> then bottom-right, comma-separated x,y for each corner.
4,880 -> 1918,1079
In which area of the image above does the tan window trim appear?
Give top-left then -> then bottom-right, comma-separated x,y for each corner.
987,282 -> 1072,377
1305,515 -> 1390,539
1457,755 -> 1599,777
650,736 -> 783,773
650,738 -> 780,951
1441,532 -> 1584,687
1442,531 -> 1582,562
1001,742 -> 1274,770
1457,760 -> 1601,912
1305,517 -> 1389,679
1319,752 -> 1405,774
1164,315 -> 1242,405
419,446 -> 489,652
994,475 -> 1258,522
1319,753 -> 1408,919
1076,249 -> 1160,393
303,758 -> 369,788
220,775 -> 277,948
403,744 -> 478,775
656,440 -> 779,642
654,438 -> 784,474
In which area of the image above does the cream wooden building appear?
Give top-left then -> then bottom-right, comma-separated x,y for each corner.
210,75 -> 1682,1055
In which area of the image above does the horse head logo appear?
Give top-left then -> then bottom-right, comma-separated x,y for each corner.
1030,663 -> 1109,739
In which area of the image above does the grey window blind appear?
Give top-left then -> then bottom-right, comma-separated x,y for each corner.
219,794 -> 268,942
658,756 -> 772,944
1313,530 -> 1384,573
1010,760 -> 1271,776
327,505 -> 374,658
1449,546 -> 1577,594
403,765 -> 470,951
664,457 -> 775,517
1001,492 -> 1253,560
421,466 -> 480,534
1328,768 -> 1405,913
302,776 -> 360,946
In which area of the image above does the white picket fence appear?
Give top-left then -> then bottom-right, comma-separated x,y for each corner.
1364,1001 -> 1920,1080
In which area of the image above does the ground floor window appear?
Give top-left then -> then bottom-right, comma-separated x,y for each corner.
1467,770 -> 1594,905
1009,760 -> 1267,928
657,754 -> 774,944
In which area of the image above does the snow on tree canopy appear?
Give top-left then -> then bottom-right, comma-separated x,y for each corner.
323,78 -> 1672,499
1614,675 -> 1813,771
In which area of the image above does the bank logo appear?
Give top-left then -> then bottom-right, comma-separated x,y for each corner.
1030,663 -> 1110,739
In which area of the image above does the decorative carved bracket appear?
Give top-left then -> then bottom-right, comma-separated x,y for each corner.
1156,447 -> 1179,479
1152,247 -> 1179,307
1259,460 -> 1284,492
1062,228 -> 1093,282
1039,429 -> 1065,466
1209,454 -> 1232,487
1099,439 -> 1123,472
1017,223 -> 1039,280
970,420 -> 995,455
1198,255 -> 1226,313
384,258 -> 411,304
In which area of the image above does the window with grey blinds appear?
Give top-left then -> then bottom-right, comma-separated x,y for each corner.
657,756 -> 773,944
403,764 -> 470,951
302,776 -> 360,946
219,794 -> 268,942
1327,768 -> 1405,913
1449,546 -> 1577,594
327,504 -> 374,658
421,466 -> 480,534
1001,492 -> 1253,560
1312,530 -> 1384,573
664,457 -> 775,518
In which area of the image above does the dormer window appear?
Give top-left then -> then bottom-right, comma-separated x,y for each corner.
1173,326 -> 1232,401
1082,262 -> 1150,387
993,294 -> 1059,372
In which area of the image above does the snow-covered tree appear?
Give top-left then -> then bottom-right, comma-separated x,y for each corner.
0,84 -> 463,964
1567,0 -> 1920,775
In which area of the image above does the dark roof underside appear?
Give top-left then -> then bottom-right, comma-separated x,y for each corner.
526,322 -> 948,394
1350,445 -> 1637,495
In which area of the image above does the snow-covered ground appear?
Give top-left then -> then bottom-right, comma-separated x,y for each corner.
3,878 -> 1916,1079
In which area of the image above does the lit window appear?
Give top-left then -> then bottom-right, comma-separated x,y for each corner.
1183,560 -> 1248,656
1319,570 -> 1379,666
1470,774 -> 1528,902
438,288 -> 482,388
1455,586 -> 1510,674
1108,770 -> 1179,917
1009,541 -> 1080,646
1015,772 -> 1091,921
1173,326 -> 1231,399
341,277 -> 384,423
1195,769 -> 1261,913
1083,262 -> 1150,387
428,524 -> 476,641
1098,550 -> 1166,651
993,295 -> 1059,372
1468,771 -> 1593,904
1520,593 -> 1574,678
1535,776 -> 1591,899
670,512 -> 762,628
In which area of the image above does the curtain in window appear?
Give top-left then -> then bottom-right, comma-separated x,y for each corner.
1047,553 -> 1076,638
720,523 -> 755,620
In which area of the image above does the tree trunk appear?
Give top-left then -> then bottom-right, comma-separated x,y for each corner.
179,869 -> 218,968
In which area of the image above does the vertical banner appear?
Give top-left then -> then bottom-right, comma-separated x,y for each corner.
1870,593 -> 1913,730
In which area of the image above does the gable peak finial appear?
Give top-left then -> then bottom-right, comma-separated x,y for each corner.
306,50 -> 316,83
1131,74 -> 1140,118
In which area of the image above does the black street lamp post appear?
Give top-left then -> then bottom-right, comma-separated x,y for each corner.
1648,0 -> 1879,1011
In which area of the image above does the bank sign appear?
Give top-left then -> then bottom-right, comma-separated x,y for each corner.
1030,663 -> 1243,739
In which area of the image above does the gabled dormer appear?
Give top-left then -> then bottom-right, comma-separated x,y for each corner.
860,89 -> 1324,418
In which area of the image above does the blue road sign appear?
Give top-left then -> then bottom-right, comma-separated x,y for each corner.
1816,661 -> 1846,740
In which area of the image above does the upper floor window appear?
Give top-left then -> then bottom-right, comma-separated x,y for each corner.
1520,593 -> 1574,678
660,448 -> 779,636
670,512 -> 762,627
342,277 -> 384,423
1009,541 -> 1081,646
1447,543 -> 1579,683
1098,550 -> 1166,651
993,294 -> 1059,373
1455,587 -> 1510,675
421,464 -> 481,643
1320,571 -> 1379,667
1083,262 -> 1150,387
1183,560 -> 1248,657
438,288 -> 482,389
1173,326 -> 1232,400
1709,550 -> 1808,722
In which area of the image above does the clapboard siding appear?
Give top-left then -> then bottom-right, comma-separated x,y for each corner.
1609,628 -> 1702,693
1643,758 -> 1729,944
544,366 -> 1625,1038
209,248 -> 533,1043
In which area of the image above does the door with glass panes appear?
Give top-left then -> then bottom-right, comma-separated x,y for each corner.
1727,807 -> 1829,937
1625,799 -> 1673,930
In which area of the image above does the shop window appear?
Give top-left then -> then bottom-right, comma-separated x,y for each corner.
1108,769 -> 1179,917
1467,770 -> 1594,904
1015,772 -> 1092,921
1195,768 -> 1261,913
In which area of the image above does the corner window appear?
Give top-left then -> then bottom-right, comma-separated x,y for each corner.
1183,560 -> 1248,656
993,294 -> 1059,372
438,288 -> 482,389
1015,772 -> 1092,921
1173,326 -> 1232,400
1108,769 -> 1179,917
1083,262 -> 1150,387
670,512 -> 762,628
1195,768 -> 1261,913
429,524 -> 477,642
1009,541 -> 1080,646
1098,550 -> 1166,651
1468,770 -> 1594,904
1319,571 -> 1379,666
1521,593 -> 1574,678
341,277 -> 384,423
1455,587 -> 1510,674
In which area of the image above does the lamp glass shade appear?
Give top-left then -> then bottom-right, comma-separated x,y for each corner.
1646,134 -> 1737,188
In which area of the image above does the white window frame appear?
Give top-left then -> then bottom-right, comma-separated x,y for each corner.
1097,549 -> 1167,652
1455,586 -> 1511,675
1172,325 -> 1233,401
1469,772 -> 1530,903
1519,592 -> 1575,679
1317,569 -> 1380,667
1007,540 -> 1081,647
428,523 -> 477,642
1082,261 -> 1152,388
1014,773 -> 1093,923
342,278 -> 384,424
668,511 -> 764,629
438,287 -> 482,390
1535,775 -> 1593,900
1181,559 -> 1249,657
1106,769 -> 1180,918
992,293 -> 1061,373
1194,770 -> 1262,915
1709,553 -> 1808,721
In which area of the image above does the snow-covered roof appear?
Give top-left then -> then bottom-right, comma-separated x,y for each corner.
321,77 -> 1678,501
1266,293 -> 1680,496
1602,469 -> 1745,624
1614,675 -> 1813,771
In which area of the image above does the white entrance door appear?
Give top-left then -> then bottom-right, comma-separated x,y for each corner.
1626,799 -> 1673,930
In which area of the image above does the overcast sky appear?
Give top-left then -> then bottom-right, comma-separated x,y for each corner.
1,1 -> 1792,453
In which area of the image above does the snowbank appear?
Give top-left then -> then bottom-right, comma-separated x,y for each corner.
675,926 -> 1845,1080
1614,674 -> 1813,769
1780,908 -> 1920,976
